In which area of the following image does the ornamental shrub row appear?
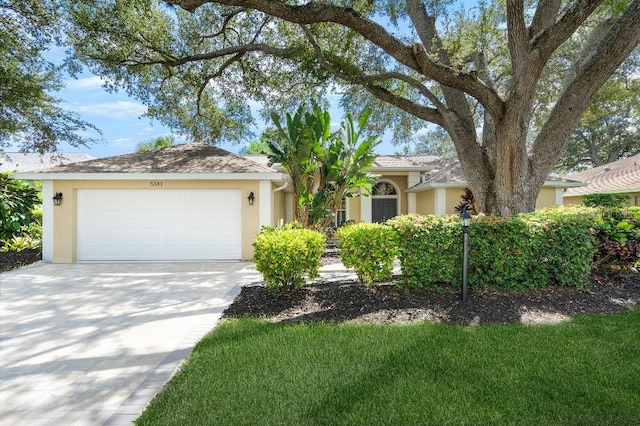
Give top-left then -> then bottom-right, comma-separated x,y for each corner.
253,225 -> 325,292
388,207 -> 597,291
336,222 -> 399,285
591,206 -> 640,272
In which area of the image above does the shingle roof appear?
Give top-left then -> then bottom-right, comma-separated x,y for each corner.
371,154 -> 442,170
407,159 -> 584,192
245,154 -> 442,172
0,152 -> 96,172
28,143 -> 277,174
564,154 -> 640,196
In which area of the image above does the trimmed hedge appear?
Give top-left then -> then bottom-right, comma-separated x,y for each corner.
389,207 -> 597,291
253,227 -> 325,292
336,222 -> 399,285
388,214 -> 461,288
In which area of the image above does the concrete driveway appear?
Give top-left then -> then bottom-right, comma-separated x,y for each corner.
0,262 -> 262,425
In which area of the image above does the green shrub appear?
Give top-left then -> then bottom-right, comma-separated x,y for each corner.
336,222 -> 399,285
583,193 -> 631,208
591,207 -> 640,272
390,209 -> 597,291
468,215 -> 539,290
388,214 -> 461,288
1,172 -> 41,246
253,228 -> 325,292
523,207 -> 596,287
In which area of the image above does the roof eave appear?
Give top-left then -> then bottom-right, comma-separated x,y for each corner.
10,172 -> 287,181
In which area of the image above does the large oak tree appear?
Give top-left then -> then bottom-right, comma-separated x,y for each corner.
64,0 -> 640,215
0,0 -> 99,152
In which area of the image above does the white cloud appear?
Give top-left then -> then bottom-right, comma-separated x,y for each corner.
65,76 -> 111,90
74,101 -> 147,118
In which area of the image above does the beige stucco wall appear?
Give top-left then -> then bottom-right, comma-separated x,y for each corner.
348,195 -> 361,223
50,179 -> 263,262
535,187 -> 557,210
445,188 -> 465,214
416,190 -> 434,215
563,195 -> 583,206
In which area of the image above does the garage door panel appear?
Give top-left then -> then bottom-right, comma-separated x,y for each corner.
77,189 -> 242,261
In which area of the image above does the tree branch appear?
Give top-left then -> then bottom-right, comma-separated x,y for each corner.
531,0 -> 640,178
529,0 -> 562,38
531,0 -> 602,58
168,0 -> 505,119
301,25 -> 444,125
506,0 -> 528,77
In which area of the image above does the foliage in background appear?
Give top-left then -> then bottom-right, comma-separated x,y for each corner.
61,0 -> 640,216
583,193 -> 631,208
136,135 -> 175,152
336,223 -> 399,286
389,208 -> 596,291
591,207 -> 640,272
268,106 -> 379,229
253,226 -> 325,292
0,172 -> 42,248
555,53 -> 640,173
0,0 -> 100,152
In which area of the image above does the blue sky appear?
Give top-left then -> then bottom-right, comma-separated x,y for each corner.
54,69 -> 405,159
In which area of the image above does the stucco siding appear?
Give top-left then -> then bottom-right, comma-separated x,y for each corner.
535,187 -> 557,210
416,191 -> 435,215
445,188 -> 465,214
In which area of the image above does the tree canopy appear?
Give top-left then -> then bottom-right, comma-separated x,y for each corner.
0,0 -> 100,152
61,0 -> 640,215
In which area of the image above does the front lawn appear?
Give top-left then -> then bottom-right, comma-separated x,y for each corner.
136,308 -> 640,425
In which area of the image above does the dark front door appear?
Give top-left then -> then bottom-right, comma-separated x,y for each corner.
372,198 -> 397,223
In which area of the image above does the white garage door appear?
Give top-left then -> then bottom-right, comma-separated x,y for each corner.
77,189 -> 242,261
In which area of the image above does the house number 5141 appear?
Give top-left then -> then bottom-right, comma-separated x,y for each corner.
150,181 -> 163,187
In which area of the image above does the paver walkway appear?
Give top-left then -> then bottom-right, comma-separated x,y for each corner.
0,262 -> 262,425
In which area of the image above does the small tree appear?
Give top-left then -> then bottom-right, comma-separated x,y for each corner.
268,106 -> 380,229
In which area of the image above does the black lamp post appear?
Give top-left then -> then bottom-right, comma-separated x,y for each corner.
459,210 -> 471,302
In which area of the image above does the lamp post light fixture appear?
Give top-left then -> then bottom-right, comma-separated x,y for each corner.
459,210 -> 472,302
247,191 -> 255,206
52,192 -> 63,206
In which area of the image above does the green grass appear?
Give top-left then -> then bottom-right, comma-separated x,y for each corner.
136,309 -> 640,425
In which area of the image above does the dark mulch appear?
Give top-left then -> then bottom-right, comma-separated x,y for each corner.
223,263 -> 640,325
0,249 -> 42,273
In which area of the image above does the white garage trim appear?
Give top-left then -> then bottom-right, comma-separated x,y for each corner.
41,181 -> 54,262
77,189 -> 241,261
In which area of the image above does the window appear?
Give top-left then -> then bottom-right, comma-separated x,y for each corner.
372,182 -> 397,196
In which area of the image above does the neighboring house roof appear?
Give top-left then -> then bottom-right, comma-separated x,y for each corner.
12,143 -> 284,181
0,152 -> 96,172
407,160 -> 584,192
563,154 -> 640,197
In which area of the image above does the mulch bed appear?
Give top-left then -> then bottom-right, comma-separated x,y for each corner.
0,249 -> 42,273
224,252 -> 640,325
